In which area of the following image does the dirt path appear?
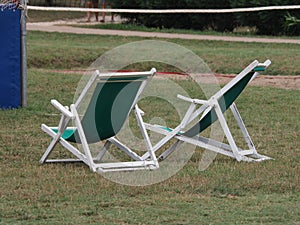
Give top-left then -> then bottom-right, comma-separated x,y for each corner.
27,20 -> 300,90
27,20 -> 300,45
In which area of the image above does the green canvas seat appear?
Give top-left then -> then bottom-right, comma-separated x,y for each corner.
142,60 -> 272,162
184,64 -> 265,137
40,69 -> 159,173
51,76 -> 148,143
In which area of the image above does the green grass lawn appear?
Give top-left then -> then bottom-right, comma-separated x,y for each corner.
0,31 -> 299,224
27,31 -> 300,75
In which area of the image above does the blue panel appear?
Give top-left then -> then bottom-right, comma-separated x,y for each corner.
0,7 -> 21,109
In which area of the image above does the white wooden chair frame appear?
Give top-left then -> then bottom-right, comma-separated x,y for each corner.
40,69 -> 159,173
141,60 -> 272,162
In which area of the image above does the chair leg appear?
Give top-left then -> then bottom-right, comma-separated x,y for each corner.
94,141 -> 111,161
135,105 -> 158,165
108,137 -> 143,161
229,103 -> 272,161
39,135 -> 59,163
213,101 -> 243,161
159,140 -> 182,160
71,104 -> 95,171
40,114 -> 70,163
230,103 -> 257,153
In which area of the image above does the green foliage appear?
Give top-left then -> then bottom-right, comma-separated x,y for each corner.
112,0 -> 235,32
187,0 -> 236,32
231,0 -> 300,35
28,0 -> 82,7
111,0 -> 300,35
285,12 -> 300,26
28,0 -> 300,35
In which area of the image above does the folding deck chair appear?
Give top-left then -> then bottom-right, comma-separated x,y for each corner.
40,68 -> 159,173
142,60 -> 272,162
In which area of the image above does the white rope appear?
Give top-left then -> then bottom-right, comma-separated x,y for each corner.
27,5 -> 300,13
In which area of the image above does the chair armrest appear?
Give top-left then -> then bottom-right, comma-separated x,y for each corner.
51,99 -> 74,118
262,59 -> 271,67
254,59 -> 272,72
177,94 -> 209,105
135,104 -> 145,116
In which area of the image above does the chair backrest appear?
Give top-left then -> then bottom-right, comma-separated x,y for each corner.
67,69 -> 156,143
184,60 -> 267,137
